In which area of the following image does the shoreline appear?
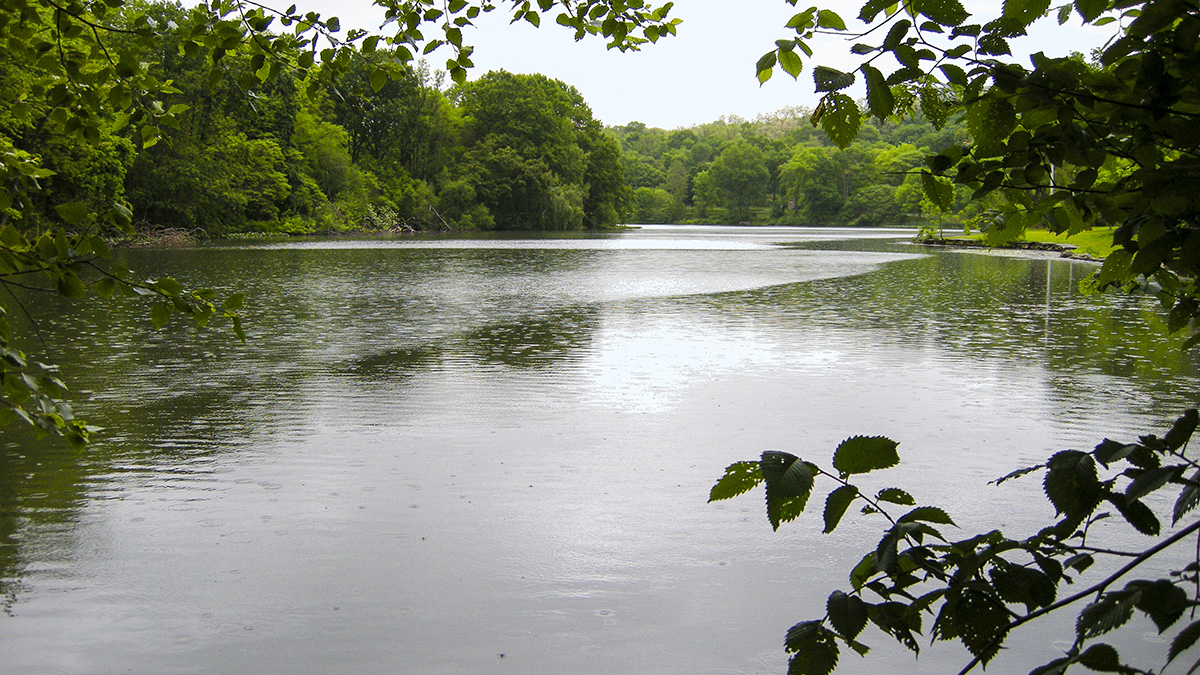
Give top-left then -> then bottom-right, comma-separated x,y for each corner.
913,236 -> 1104,262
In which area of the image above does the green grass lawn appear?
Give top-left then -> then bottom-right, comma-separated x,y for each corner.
955,226 -> 1118,258
1017,227 -> 1119,258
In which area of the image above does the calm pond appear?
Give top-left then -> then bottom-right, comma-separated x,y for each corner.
1,225 -> 1196,674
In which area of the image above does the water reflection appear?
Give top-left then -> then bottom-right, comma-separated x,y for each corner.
341,345 -> 443,379
0,226 -> 1195,674
462,308 -> 598,369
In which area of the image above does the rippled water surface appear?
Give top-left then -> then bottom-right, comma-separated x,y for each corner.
1,225 -> 1196,674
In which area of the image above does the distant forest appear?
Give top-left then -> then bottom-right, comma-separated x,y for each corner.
3,0 -> 983,236
614,110 -> 982,228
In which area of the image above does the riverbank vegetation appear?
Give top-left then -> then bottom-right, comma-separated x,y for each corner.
612,112 -> 984,227
4,2 -> 630,239
2,1 -> 1002,238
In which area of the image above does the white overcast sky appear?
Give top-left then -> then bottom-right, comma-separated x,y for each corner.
304,0 -> 1119,129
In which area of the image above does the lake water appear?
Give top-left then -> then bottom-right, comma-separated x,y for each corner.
1,225 -> 1196,674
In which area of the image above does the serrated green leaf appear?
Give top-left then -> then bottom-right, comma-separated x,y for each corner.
859,0 -> 895,22
1169,619 -> 1200,663
1173,470 -> 1200,525
966,95 -> 1016,158
832,435 -> 899,476
709,461 -> 762,502
56,273 -> 87,299
756,51 -> 777,84
150,301 -> 172,329
1078,592 -> 1137,639
1078,643 -> 1121,672
153,277 -> 185,297
876,487 -> 915,505
897,506 -> 955,525
814,66 -> 855,92
823,485 -> 859,533
827,590 -> 869,640
816,94 -> 861,149
816,9 -> 847,30
1164,409 -> 1198,450
784,621 -> 840,675
54,201 -> 90,225
93,276 -> 117,299
921,171 -> 954,210
370,67 -> 388,92
862,65 -> 895,118
780,49 -> 803,79
1002,0 -> 1052,26
762,451 -> 815,530
223,292 -> 246,310
1074,0 -> 1107,23
913,0 -> 968,25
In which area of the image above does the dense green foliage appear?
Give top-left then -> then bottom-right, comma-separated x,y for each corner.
5,4 -> 631,237
0,0 -> 676,444
713,412 -> 1200,675
611,110 -> 973,226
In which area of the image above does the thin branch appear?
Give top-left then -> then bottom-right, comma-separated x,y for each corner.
40,0 -> 144,36
1,281 -> 50,355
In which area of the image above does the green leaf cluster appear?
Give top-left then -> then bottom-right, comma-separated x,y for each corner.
714,410 -> 1200,674
784,0 -> 1200,345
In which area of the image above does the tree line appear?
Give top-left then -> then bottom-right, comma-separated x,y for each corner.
613,110 -> 982,227
2,1 -> 629,238
1,0 -> 994,238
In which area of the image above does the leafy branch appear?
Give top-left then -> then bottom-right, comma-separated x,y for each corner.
712,410 -> 1200,675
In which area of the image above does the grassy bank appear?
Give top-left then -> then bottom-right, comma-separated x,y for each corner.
945,226 -> 1119,259
1013,227 -> 1119,258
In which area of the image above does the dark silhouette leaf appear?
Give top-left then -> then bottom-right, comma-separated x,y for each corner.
867,602 -> 921,653
832,436 -> 899,476
1093,439 -> 1138,468
992,463 -> 1042,485
1108,494 -> 1160,536
876,487 -> 915,505
1169,619 -> 1200,664
1164,409 -> 1199,451
849,552 -> 876,590
1077,592 -> 1138,639
762,452 -> 815,530
1174,469 -> 1200,525
823,485 -> 859,533
1044,450 -> 1102,521
1125,466 -> 1183,501
827,590 -> 869,640
1077,643 -> 1120,672
784,621 -> 840,675
898,506 -> 955,526
1029,656 -> 1075,675
709,461 -> 762,502
1129,579 -> 1187,632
